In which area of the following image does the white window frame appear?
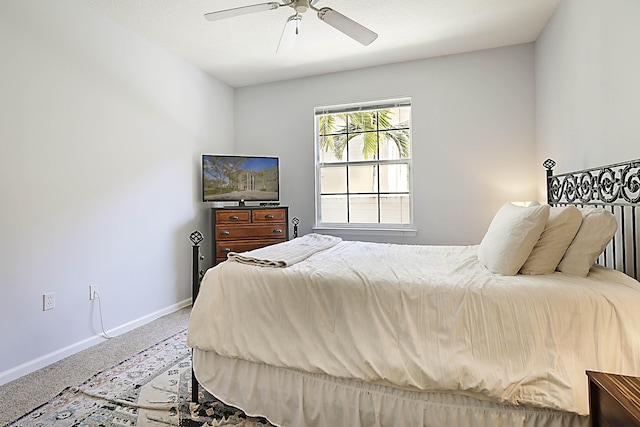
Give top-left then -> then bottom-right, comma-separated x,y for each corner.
313,98 -> 415,235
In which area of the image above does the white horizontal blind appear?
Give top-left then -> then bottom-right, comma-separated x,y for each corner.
314,97 -> 411,116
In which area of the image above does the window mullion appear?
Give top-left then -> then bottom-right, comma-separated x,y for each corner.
376,111 -> 381,224
345,114 -> 350,224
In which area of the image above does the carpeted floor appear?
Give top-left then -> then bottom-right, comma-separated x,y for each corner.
4,329 -> 274,426
0,307 -> 276,427
0,308 -> 192,426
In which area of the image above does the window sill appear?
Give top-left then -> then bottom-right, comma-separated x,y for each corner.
312,226 -> 418,238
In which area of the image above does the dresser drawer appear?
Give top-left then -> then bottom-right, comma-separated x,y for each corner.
211,206 -> 289,266
216,239 -> 285,259
252,208 -> 287,223
215,210 -> 251,224
216,224 -> 286,240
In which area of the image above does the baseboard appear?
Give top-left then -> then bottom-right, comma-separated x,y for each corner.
0,298 -> 192,386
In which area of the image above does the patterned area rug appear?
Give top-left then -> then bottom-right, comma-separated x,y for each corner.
5,330 -> 275,426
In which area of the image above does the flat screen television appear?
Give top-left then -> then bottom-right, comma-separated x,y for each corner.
202,155 -> 279,204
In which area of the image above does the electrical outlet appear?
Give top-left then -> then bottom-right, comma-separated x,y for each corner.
43,293 -> 55,311
89,285 -> 99,300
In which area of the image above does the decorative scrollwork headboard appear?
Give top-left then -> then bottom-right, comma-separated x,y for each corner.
545,158 -> 640,205
544,158 -> 640,280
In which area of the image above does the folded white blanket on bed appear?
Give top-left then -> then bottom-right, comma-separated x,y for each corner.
227,233 -> 342,267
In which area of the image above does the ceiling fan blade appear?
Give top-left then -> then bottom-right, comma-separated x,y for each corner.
316,7 -> 378,46
204,2 -> 282,21
276,14 -> 303,53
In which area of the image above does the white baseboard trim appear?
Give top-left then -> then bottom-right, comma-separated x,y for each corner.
0,298 -> 192,386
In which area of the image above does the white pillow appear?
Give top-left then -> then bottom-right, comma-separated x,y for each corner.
556,207 -> 618,277
478,203 -> 550,276
519,206 -> 582,275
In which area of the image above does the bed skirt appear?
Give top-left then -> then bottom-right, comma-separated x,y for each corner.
193,349 -> 588,427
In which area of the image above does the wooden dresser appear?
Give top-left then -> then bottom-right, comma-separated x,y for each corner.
587,370 -> 640,427
211,206 -> 289,265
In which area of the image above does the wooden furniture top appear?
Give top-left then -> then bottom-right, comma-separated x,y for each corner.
587,370 -> 640,424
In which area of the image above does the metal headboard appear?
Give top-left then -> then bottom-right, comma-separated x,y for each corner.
544,158 -> 640,280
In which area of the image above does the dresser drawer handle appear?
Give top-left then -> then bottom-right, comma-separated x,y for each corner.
221,247 -> 231,253
229,215 -> 239,220
220,230 -> 231,235
273,229 -> 283,234
264,214 -> 275,219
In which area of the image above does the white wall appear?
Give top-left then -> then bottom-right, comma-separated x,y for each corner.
536,0 -> 640,180
0,0 -> 233,383
235,44 -> 538,245
10,0 -> 628,384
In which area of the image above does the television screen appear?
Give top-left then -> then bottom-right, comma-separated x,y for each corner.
202,155 -> 279,203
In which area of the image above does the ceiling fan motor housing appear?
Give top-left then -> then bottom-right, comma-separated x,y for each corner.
293,0 -> 310,13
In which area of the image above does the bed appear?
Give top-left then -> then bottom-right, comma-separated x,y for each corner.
187,158 -> 640,427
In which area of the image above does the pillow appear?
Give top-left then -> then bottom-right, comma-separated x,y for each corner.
478,203 -> 550,275
556,207 -> 618,277
519,206 -> 582,275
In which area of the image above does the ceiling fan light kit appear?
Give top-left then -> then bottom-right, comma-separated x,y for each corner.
204,0 -> 378,49
276,14 -> 303,53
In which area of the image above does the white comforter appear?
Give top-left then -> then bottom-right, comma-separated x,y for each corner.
187,241 -> 640,415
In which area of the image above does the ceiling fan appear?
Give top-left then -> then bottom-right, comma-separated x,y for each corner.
204,0 -> 378,52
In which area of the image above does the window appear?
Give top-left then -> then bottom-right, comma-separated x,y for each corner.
315,98 -> 413,231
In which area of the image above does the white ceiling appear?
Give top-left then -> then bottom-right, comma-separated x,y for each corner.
83,0 -> 561,88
